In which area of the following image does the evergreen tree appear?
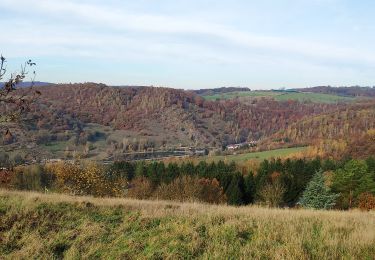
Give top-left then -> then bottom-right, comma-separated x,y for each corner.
366,157 -> 375,177
298,170 -> 338,210
146,162 -> 160,186
226,174 -> 245,205
332,160 -> 375,209
110,161 -> 135,181
134,161 -> 146,178
165,163 -> 179,183
244,172 -> 256,204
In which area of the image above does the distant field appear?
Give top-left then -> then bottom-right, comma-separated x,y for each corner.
206,147 -> 307,163
202,91 -> 355,103
202,91 -> 277,100
1,189 -> 374,259
42,141 -> 69,153
274,92 -> 354,103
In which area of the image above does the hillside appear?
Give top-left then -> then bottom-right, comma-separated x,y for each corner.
267,103 -> 375,144
200,89 -> 357,103
1,83 -> 348,161
1,189 -> 374,259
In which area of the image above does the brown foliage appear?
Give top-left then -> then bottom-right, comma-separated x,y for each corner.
153,176 -> 226,204
358,192 -> 375,211
0,56 -> 39,124
257,181 -> 286,207
46,162 -> 126,197
18,83 -> 343,147
0,170 -> 12,188
126,177 -> 154,200
346,129 -> 375,159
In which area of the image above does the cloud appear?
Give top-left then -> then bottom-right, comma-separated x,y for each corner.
1,0 -> 374,87
2,0 -> 374,67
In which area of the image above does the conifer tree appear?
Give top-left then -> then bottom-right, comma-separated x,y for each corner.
298,170 -> 338,210
244,172 -> 255,204
226,174 -> 245,205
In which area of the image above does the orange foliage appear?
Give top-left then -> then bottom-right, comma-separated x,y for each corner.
153,176 -> 226,204
270,172 -> 281,184
0,170 -> 12,188
358,193 -> 375,211
46,162 -> 126,197
126,177 -> 154,200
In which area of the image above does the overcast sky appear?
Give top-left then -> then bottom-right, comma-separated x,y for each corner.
1,0 -> 375,89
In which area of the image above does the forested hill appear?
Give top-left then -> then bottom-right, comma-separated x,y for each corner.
2,83 -> 375,161
24,83 -> 340,143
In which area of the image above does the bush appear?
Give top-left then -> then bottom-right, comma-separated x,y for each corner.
153,176 -> 226,204
46,162 -> 126,197
358,193 -> 375,211
257,181 -> 285,207
0,170 -> 13,188
126,177 -> 154,199
11,165 -> 53,191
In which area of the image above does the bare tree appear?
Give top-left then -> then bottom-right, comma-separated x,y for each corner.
0,55 -> 40,134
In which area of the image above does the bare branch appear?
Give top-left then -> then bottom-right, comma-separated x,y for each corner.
0,55 -> 38,132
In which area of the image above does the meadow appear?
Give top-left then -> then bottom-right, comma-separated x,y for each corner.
202,90 -> 355,103
1,189 -> 374,259
205,146 -> 308,163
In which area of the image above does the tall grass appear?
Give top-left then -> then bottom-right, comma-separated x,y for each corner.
1,189 -> 374,259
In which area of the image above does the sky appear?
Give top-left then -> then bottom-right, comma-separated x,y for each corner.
1,0 -> 375,89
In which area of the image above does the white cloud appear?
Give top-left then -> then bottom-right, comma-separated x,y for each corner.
1,0 -> 374,87
2,0 -> 374,67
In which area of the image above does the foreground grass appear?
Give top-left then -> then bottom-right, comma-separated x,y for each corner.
1,190 -> 374,259
206,147 -> 308,163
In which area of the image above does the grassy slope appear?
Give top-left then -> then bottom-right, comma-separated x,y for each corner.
1,190 -> 374,259
206,147 -> 308,163
202,91 -> 355,103
202,91 -> 277,100
274,92 -> 354,103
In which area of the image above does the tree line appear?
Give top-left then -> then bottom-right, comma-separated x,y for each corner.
1,156 -> 374,210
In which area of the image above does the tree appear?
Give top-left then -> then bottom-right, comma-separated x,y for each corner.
298,170 -> 338,210
358,192 -> 375,211
257,180 -> 285,207
0,55 -> 38,124
332,160 -> 375,209
135,161 -> 146,178
0,151 -> 10,168
226,174 -> 245,205
244,172 -> 256,204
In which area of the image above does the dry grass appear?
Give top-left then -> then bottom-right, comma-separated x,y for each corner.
1,189 -> 375,259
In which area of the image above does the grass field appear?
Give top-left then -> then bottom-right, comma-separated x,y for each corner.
273,92 -> 354,103
1,189 -> 374,259
206,147 -> 307,163
202,91 -> 278,100
202,91 -> 355,104
42,141 -> 69,153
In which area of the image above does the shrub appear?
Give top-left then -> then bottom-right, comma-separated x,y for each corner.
126,177 -> 154,199
153,176 -> 226,204
11,165 -> 53,191
257,181 -> 285,207
46,162 -> 126,197
197,178 -> 227,204
358,193 -> 375,211
0,170 -> 13,188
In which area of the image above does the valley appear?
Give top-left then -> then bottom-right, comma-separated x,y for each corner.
2,84 -> 374,165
